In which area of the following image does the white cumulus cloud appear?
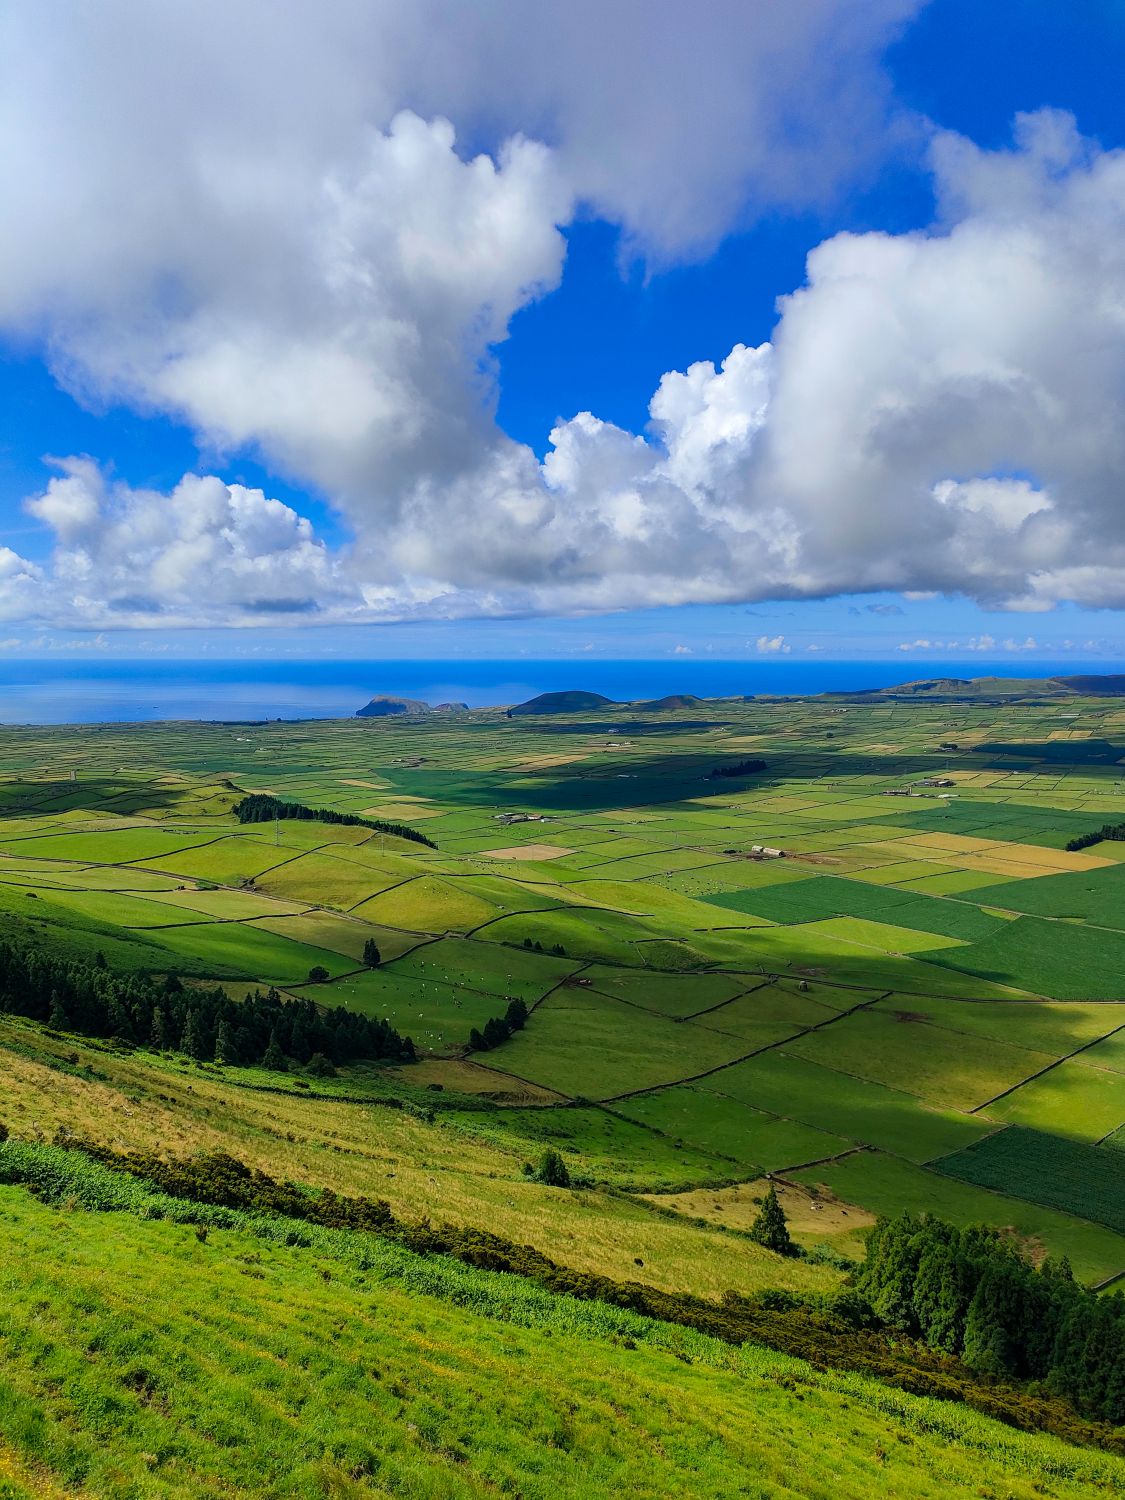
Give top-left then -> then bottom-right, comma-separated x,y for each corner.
0,4 -> 1122,627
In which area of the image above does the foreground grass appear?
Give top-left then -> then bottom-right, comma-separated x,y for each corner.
1,1186 -> 1122,1499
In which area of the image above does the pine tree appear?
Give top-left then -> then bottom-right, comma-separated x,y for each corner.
47,990 -> 69,1030
180,1008 -> 206,1061
482,1015 -> 510,1048
962,1262 -> 1024,1377
362,938 -> 381,968
262,1029 -> 287,1072
107,996 -> 135,1041
214,1018 -> 236,1065
468,1026 -> 485,1051
912,1233 -> 972,1353
150,1007 -> 168,1051
857,1215 -> 924,1332
748,1185 -> 795,1257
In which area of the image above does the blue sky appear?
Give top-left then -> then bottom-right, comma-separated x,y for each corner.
1,0 -> 1124,664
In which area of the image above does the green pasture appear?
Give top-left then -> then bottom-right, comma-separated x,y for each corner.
352,875 -> 501,931
929,915 -> 1125,999
612,1086 -> 851,1174
984,1058 -> 1125,1142
145,921 -> 354,984
389,933 -> 576,1003
934,1125 -> 1125,1234
869,996 -> 1125,1056
696,1052 -> 994,1161
487,988 -> 748,1098
970,862 -> 1125,928
578,964 -> 748,1018
783,1007 -> 1054,1111
255,848 -> 409,908
317,965 -> 498,1040
684,983 -> 841,1046
0,691 -> 1121,1304
462,1104 -> 735,1189
704,874 -> 1007,943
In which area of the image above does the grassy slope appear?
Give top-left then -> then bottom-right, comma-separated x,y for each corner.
0,1018 -> 836,1301
0,700 -> 1123,1492
1,1185 -> 1122,1500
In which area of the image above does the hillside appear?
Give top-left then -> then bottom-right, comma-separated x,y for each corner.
356,693 -> 432,716
0,687 -> 1123,1493
831,673 -> 1125,702
3,1157 -> 1120,1500
510,689 -> 618,713
632,693 -> 706,710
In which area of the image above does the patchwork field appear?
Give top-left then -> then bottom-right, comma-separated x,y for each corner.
0,683 -> 1123,1298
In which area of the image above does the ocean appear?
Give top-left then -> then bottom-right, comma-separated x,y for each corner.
0,658 -> 1114,725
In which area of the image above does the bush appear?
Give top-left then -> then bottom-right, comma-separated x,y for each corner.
307,966 -> 330,984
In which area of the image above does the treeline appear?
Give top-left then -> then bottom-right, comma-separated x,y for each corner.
708,758 -> 767,780
468,997 -> 528,1053
0,942 -> 414,1069
1065,821 -> 1125,852
232,793 -> 436,849
858,1214 -> 1125,1424
22,1140 -> 1123,1454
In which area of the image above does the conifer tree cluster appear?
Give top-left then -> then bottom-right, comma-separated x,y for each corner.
707,757 -> 767,780
0,941 -> 414,1070
1065,820 -> 1125,852
858,1214 -> 1125,1423
232,793 -> 436,848
467,997 -> 528,1052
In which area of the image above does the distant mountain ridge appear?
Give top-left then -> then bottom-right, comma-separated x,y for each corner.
632,693 -> 705,710
358,674 -> 1125,718
826,674 -> 1125,702
356,695 -> 468,718
508,690 -> 617,715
